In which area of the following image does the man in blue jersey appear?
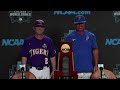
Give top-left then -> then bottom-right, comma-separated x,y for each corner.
20,19 -> 56,79
65,15 -> 99,79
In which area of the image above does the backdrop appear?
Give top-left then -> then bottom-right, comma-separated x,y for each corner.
0,11 -> 120,79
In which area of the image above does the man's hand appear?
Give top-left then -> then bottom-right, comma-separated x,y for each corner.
21,57 -> 27,65
93,65 -> 98,72
90,71 -> 100,79
50,56 -> 56,79
91,65 -> 99,79
50,70 -> 55,79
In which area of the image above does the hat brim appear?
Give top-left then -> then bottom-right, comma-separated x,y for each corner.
74,21 -> 86,24
34,24 -> 45,27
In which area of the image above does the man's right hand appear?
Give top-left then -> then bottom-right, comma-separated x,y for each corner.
21,57 -> 27,65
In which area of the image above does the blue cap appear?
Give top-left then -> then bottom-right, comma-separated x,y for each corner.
74,15 -> 86,24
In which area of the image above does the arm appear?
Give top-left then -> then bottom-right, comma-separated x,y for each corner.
50,56 -> 56,71
90,48 -> 99,79
18,39 -> 28,72
93,48 -> 99,72
21,57 -> 27,71
90,33 -> 99,72
50,56 -> 56,79
21,57 -> 27,65
48,39 -> 56,79
20,39 -> 28,65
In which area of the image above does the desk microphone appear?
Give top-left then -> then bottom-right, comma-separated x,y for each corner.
21,67 -> 24,79
21,67 -> 24,71
99,67 -> 103,79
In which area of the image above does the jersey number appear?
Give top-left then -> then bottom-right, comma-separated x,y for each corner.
45,58 -> 48,64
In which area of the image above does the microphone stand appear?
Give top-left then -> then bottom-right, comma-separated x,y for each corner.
99,67 -> 103,79
21,67 -> 24,79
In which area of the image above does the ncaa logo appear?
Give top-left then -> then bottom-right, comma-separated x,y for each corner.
61,44 -> 70,53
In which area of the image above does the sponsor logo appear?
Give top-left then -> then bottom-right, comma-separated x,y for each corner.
105,38 -> 120,45
113,11 -> 120,23
9,11 -> 32,24
1,39 -> 24,46
54,11 -> 91,15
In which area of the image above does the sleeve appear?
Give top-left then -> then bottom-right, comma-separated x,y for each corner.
49,39 -> 56,58
19,39 -> 29,57
91,34 -> 98,49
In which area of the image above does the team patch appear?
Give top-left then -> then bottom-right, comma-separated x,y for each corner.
86,36 -> 89,41
42,43 -> 47,49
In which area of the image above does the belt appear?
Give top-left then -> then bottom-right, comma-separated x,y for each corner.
78,72 -> 92,76
30,66 -> 49,70
78,72 -> 92,73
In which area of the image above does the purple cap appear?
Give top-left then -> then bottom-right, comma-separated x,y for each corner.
34,19 -> 45,27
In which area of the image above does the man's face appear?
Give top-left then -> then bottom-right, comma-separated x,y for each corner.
74,23 -> 85,32
33,26 -> 45,35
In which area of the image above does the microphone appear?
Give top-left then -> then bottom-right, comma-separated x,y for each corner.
21,67 -> 24,71
21,67 -> 24,79
99,67 -> 103,79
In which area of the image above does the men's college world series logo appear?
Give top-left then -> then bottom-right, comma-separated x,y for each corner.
113,11 -> 120,23
9,11 -> 32,24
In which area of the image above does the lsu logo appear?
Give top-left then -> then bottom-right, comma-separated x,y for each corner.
42,43 -> 47,49
2,39 -> 24,46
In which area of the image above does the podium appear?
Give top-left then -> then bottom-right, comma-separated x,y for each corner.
54,42 -> 78,79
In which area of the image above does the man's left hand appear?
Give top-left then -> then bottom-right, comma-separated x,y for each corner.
50,70 -> 55,79
93,66 -> 98,72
